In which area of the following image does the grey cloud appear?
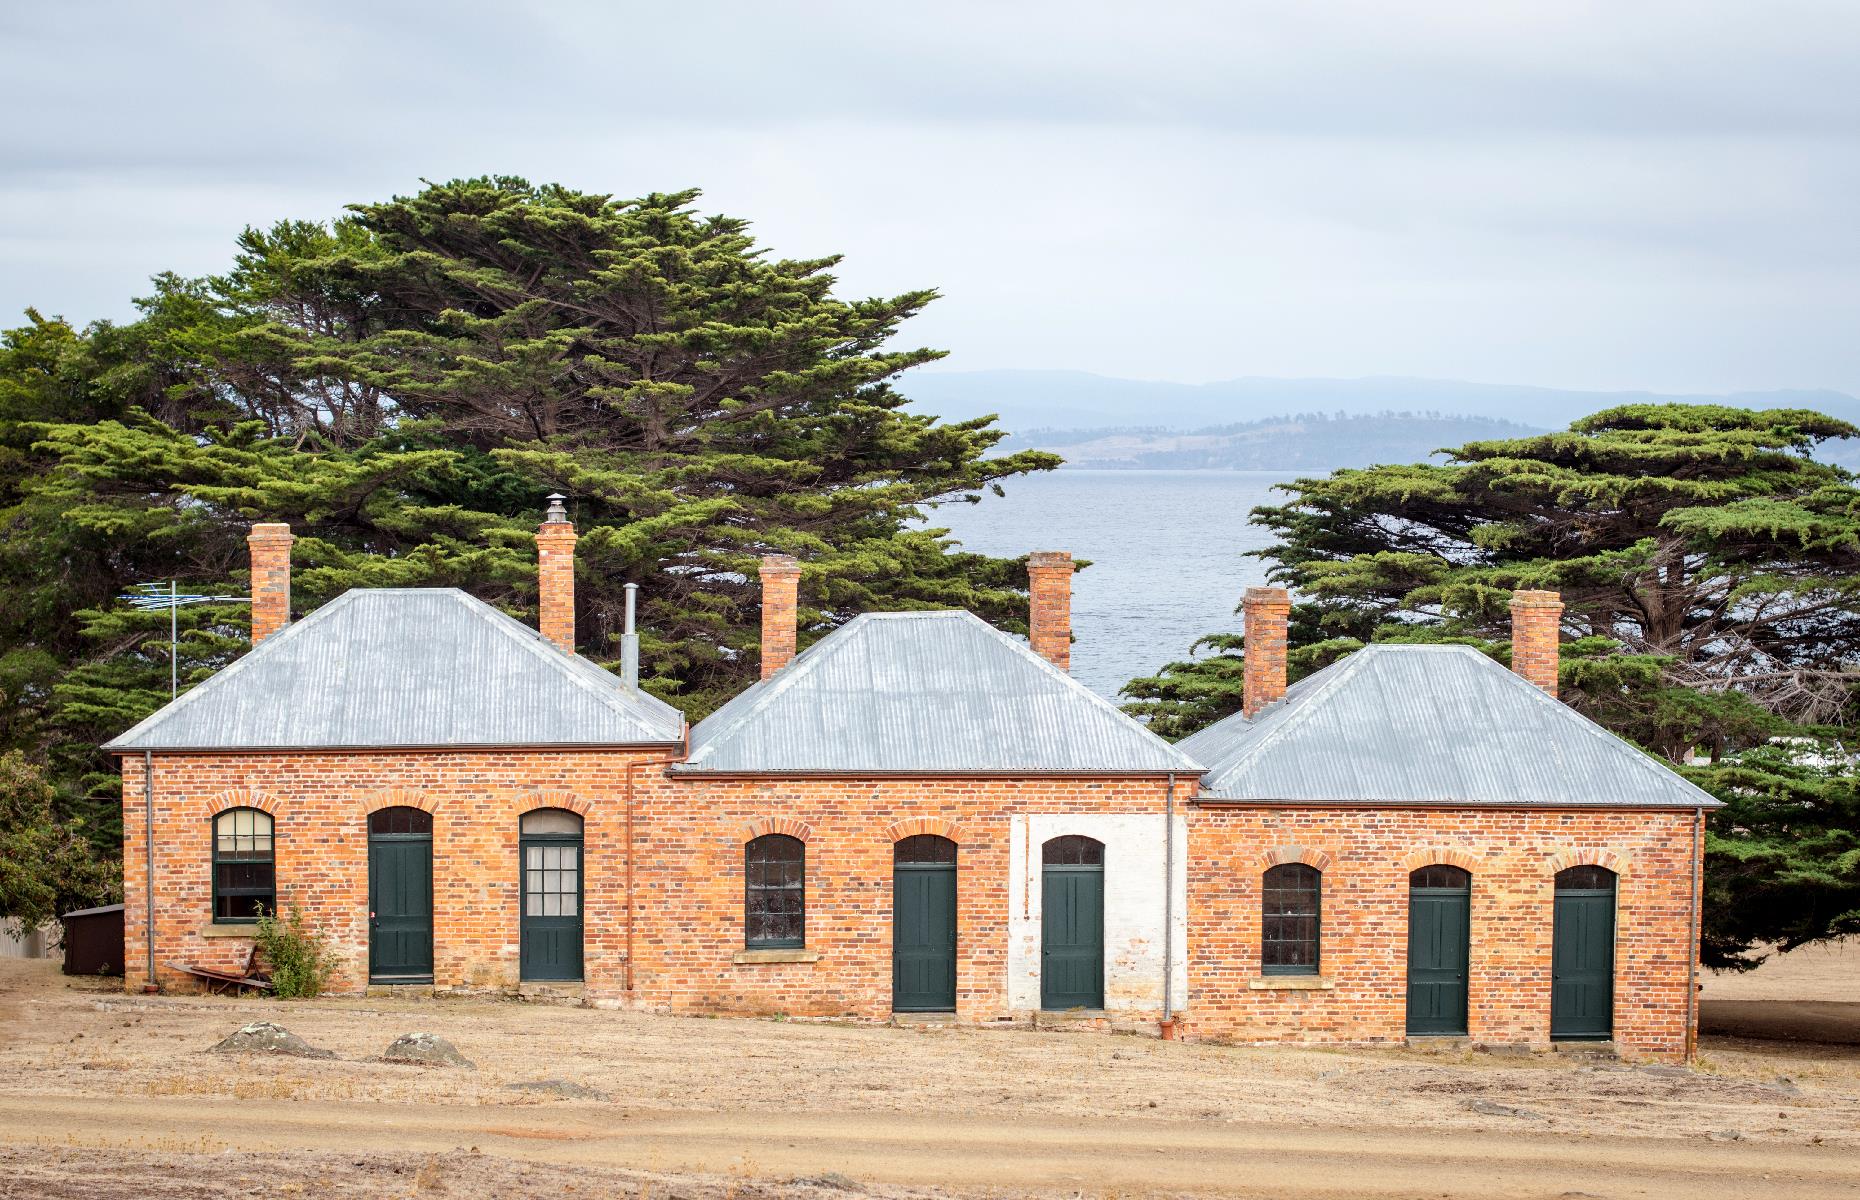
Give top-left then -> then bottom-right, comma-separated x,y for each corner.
1,2 -> 1856,394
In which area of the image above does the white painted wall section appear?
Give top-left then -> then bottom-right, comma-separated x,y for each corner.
1007,813 -> 1188,1012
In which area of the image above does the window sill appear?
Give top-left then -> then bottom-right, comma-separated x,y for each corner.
1249,976 -> 1334,991
199,924 -> 258,939
733,949 -> 820,965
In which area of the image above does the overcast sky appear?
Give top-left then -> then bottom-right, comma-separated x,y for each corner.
4,2 -> 1857,394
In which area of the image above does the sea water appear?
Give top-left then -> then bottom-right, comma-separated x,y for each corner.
920,469 -> 1301,701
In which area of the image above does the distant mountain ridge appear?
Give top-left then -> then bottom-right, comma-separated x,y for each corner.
910,370 -> 1860,470
908,369 -> 1860,435
999,412 -> 1543,470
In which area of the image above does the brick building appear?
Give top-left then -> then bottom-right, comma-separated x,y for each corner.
110,507 -> 1716,1059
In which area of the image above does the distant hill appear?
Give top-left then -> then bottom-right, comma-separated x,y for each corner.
1000,412 -> 1544,470
911,371 -> 1860,469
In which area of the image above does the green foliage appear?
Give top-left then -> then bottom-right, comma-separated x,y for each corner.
0,178 -> 1056,901
253,905 -> 336,999
1686,741 -> 1860,970
1128,404 -> 1860,758
1125,403 -> 1860,963
0,751 -> 119,926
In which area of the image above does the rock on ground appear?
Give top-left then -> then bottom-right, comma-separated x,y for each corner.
208,1022 -> 334,1059
505,1078 -> 605,1100
381,1031 -> 475,1069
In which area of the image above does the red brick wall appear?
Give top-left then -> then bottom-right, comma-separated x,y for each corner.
1026,552 -> 1074,671
121,747 -> 672,994
629,774 -> 1180,1020
758,555 -> 800,678
246,524 -> 293,646
1510,590 -> 1564,697
1184,803 -> 1700,1060
122,751 -> 1701,1060
536,520 -> 579,654
1241,587 -> 1290,717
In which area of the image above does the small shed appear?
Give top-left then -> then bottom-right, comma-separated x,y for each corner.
60,904 -> 125,977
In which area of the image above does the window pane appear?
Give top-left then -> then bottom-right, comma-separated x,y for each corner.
1556,865 -> 1615,891
561,893 -> 577,917
1410,865 -> 1471,890
1042,835 -> 1103,867
543,893 -> 561,917
895,835 -> 957,865
1262,864 -> 1320,974
745,835 -> 804,947
521,808 -> 583,836
526,892 -> 542,916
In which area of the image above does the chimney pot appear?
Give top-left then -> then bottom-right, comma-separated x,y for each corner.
1242,586 -> 1291,718
759,555 -> 801,678
536,497 -> 578,654
247,523 -> 294,647
1510,589 -> 1564,697
1026,550 -> 1074,671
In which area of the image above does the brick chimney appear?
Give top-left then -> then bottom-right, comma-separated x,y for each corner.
759,554 -> 801,679
247,523 -> 294,646
1510,589 -> 1564,698
1027,551 -> 1075,671
1242,586 -> 1291,718
536,493 -> 578,655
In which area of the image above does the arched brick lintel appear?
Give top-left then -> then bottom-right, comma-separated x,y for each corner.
1547,847 -> 1628,875
884,816 -> 964,844
1400,846 -> 1483,873
200,787 -> 278,819
519,790 -> 590,817
358,787 -> 437,816
743,816 -> 812,843
1258,845 -> 1333,872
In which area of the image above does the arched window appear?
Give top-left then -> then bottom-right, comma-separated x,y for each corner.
1556,865 -> 1616,891
894,834 -> 957,865
369,806 -> 432,836
212,808 -> 275,923
1409,864 -> 1471,891
745,834 -> 805,948
1261,863 -> 1321,975
1041,834 -> 1104,867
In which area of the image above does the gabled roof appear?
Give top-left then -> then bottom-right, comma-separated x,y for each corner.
677,610 -> 1203,775
105,589 -> 684,752
1180,643 -> 1720,808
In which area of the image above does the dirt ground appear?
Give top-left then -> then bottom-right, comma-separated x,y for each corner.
1699,940 -> 1860,1045
1,959 -> 1856,1199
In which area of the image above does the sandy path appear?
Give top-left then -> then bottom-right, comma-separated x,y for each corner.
1,1093 -> 1857,1199
3,960 -> 1857,1197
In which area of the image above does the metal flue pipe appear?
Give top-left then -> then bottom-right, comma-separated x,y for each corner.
621,582 -> 640,689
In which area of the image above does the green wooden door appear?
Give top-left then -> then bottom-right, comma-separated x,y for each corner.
520,836 -> 583,982
1406,866 -> 1471,1035
1041,835 -> 1104,1010
893,835 -> 957,1012
1552,867 -> 1616,1040
368,808 -> 433,982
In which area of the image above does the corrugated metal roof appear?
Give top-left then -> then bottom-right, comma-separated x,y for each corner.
1181,644 -> 1720,808
677,610 -> 1203,775
105,589 -> 685,751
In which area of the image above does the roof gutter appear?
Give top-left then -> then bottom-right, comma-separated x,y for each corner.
1190,796 -> 1722,811
667,767 -> 1206,780
107,740 -> 686,757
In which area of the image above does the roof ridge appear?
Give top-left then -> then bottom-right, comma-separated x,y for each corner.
1474,648 -> 1721,802
682,613 -> 876,766
453,592 -> 679,734
104,591 -> 364,751
952,611 -> 1204,772
1201,646 -> 1376,779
